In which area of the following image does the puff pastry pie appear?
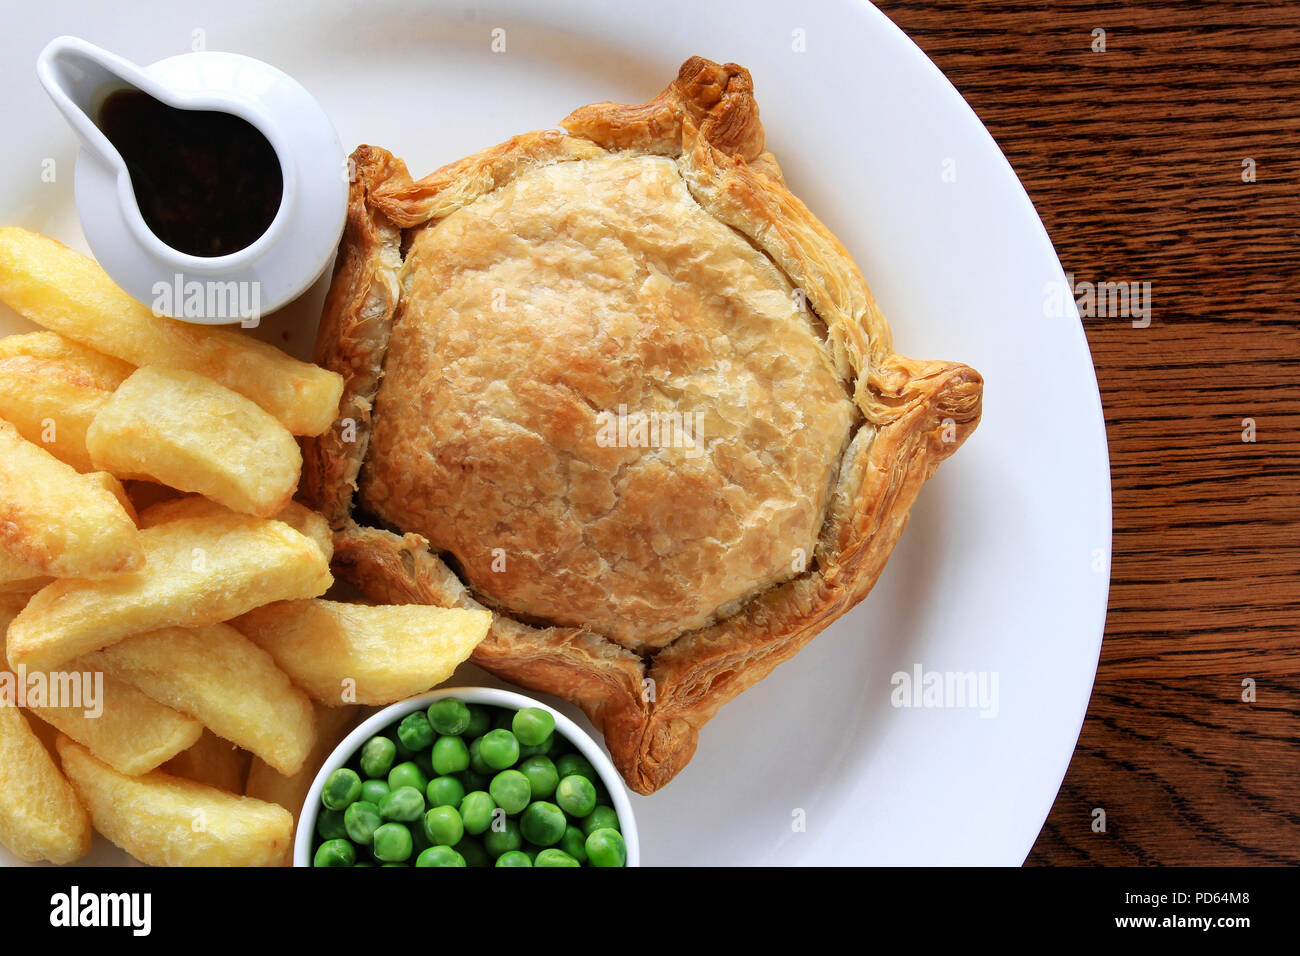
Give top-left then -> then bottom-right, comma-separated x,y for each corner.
303,57 -> 983,794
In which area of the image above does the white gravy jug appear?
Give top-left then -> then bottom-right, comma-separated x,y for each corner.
37,35 -> 347,325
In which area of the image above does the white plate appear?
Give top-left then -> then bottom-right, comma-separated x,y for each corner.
0,0 -> 1110,866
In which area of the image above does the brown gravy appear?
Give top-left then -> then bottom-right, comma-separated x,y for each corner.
97,89 -> 283,258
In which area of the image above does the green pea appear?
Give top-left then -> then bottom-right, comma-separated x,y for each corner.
517,733 -> 554,759
512,707 -> 555,747
432,736 -> 470,775
427,775 -> 465,808
380,862 -> 407,868
359,736 -> 397,778
519,801 -> 567,847
415,845 -> 466,867
495,850 -> 532,867
359,779 -> 390,804
372,822 -> 413,862
459,791 -> 496,835
488,769 -> 531,814
313,838 -> 355,867
479,729 -> 520,770
581,805 -> 620,837
387,761 -> 427,793
534,848 -> 581,867
427,698 -> 472,736
422,805 -> 465,847
585,827 -> 627,867
518,755 -> 559,800
561,825 -> 588,863
353,862 -> 374,867
455,837 -> 491,868
492,709 -> 515,731
320,767 -> 362,811
556,774 -> 598,818
464,704 -> 493,740
379,785 -> 425,822
343,800 -> 382,845
315,808 -> 347,842
521,845 -> 539,863
467,737 -> 492,775
555,753 -> 598,784
482,817 -> 522,858
397,712 -> 435,751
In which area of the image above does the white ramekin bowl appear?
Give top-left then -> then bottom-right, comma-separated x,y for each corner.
294,686 -> 640,867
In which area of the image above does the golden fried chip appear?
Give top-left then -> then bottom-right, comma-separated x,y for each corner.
0,330 -> 134,384
57,734 -> 293,867
0,473 -> 134,590
92,622 -> 315,776
23,679 -> 202,777
0,600 -> 201,775
0,600 -> 91,863
0,418 -> 142,578
6,512 -> 332,671
0,331 -> 133,471
86,366 -> 302,517
138,495 -> 332,561
0,227 -> 343,435
234,599 -> 490,706
0,706 -> 91,863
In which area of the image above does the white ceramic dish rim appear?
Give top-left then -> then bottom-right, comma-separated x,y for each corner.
293,686 -> 641,867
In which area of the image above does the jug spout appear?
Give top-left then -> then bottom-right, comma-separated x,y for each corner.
36,36 -> 152,171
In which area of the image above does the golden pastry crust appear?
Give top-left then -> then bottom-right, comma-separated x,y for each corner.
360,153 -> 857,650
303,56 -> 983,794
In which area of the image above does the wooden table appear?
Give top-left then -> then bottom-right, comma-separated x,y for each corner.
873,0 -> 1300,864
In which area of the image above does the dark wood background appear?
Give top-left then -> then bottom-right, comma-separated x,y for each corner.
874,0 -> 1300,864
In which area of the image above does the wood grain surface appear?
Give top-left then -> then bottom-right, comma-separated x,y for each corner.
874,0 -> 1300,865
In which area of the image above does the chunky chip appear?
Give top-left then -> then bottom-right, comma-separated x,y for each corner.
86,366 -> 302,517
0,330 -> 133,471
234,599 -> 491,706
0,706 -> 92,863
1,600 -> 201,775
0,329 -> 135,382
57,735 -> 293,867
23,677 -> 202,777
138,494 -> 332,562
6,512 -> 332,672
0,472 -> 136,592
91,623 -> 316,776
0,600 -> 91,863
0,418 -> 143,578
0,227 -> 343,435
